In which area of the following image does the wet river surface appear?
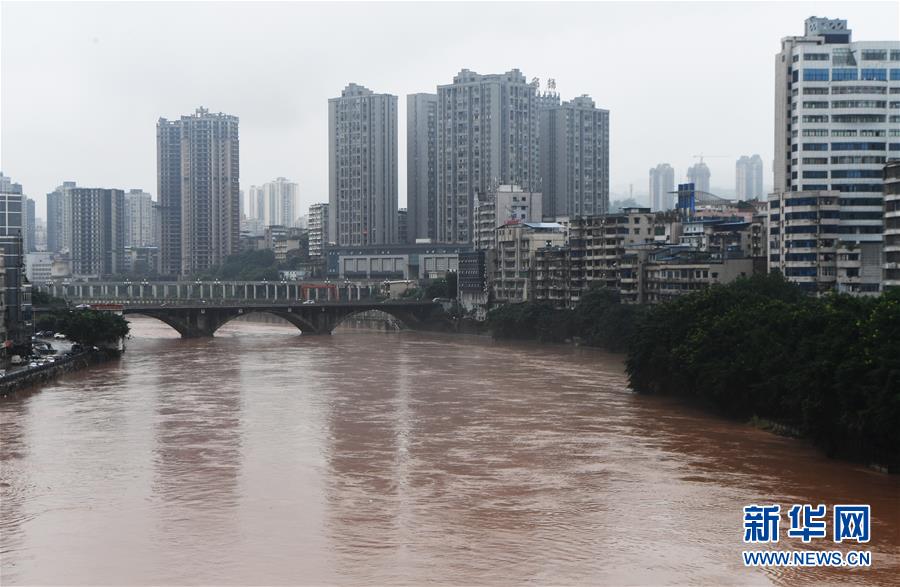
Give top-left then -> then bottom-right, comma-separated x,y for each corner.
1,317 -> 898,585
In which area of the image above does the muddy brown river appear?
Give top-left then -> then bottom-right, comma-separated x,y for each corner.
1,317 -> 898,585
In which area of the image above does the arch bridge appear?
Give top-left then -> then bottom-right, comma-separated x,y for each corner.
38,281 -> 441,338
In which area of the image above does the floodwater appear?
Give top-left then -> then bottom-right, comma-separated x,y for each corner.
1,316 -> 898,585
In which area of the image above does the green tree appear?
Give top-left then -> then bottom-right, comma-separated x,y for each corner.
53,310 -> 131,348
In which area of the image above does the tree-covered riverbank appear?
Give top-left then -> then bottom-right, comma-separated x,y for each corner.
487,276 -> 900,471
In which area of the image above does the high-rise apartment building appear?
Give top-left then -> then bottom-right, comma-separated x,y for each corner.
328,83 -> 398,246
539,95 -> 610,218
260,177 -> 299,228
23,198 -> 36,253
308,202 -> 329,257
0,173 -> 29,347
735,154 -> 764,201
771,16 -> 899,294
686,162 -> 711,194
407,92 -> 438,242
46,181 -> 76,253
124,189 -> 156,247
68,188 -> 125,278
649,164 -> 675,211
157,107 -> 240,276
436,69 -> 539,244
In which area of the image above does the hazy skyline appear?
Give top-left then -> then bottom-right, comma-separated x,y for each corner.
2,1 -> 898,219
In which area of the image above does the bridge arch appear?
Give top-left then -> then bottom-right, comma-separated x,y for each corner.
213,308 -> 320,336
125,311 -> 198,338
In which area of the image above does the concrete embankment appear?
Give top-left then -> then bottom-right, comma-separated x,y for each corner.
0,352 -> 118,397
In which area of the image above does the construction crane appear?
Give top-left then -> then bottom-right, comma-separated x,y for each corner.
692,154 -> 729,165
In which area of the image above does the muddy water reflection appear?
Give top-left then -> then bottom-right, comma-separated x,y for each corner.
1,317 -> 898,585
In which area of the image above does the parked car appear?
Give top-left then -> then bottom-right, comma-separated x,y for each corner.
303,300 -> 315,305
10,355 -> 24,365
54,333 -> 67,340
28,362 -> 38,368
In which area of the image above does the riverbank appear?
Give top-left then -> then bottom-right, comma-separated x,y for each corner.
0,350 -> 120,397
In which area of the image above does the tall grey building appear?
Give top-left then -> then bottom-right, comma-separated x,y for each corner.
124,189 -> 156,247
328,83 -> 398,246
68,188 -> 125,278
157,107 -> 240,276
308,202 -> 329,257
649,164 -> 675,212
407,92 -> 437,242
24,197 -> 36,253
0,173 -> 29,346
539,95 -> 609,217
686,162 -> 711,194
46,181 -> 76,253
735,154 -> 764,201
436,69 -> 539,243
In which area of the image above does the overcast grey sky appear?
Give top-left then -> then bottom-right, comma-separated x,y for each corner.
2,1 -> 898,218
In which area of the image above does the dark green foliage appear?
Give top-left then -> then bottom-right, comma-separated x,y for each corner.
626,274 -> 900,468
31,291 -> 68,308
52,310 -> 130,347
486,285 -> 640,347
423,272 -> 458,300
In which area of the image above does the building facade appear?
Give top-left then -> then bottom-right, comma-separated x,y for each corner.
328,83 -> 398,246
436,69 -> 539,244
649,163 -> 675,212
0,173 -> 31,347
539,95 -> 609,218
773,17 -> 899,292
68,188 -> 126,279
308,202 -> 329,257
735,154 -> 764,201
259,177 -> 299,228
883,159 -> 900,289
686,162 -> 711,195
124,189 -> 156,247
407,92 -> 438,243
474,184 -> 543,251
157,107 -> 240,276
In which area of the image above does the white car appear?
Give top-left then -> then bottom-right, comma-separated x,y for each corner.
303,300 -> 315,304
54,333 -> 67,339
28,362 -> 38,368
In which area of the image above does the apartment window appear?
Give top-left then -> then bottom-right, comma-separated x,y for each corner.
831,170 -> 883,179
831,68 -> 858,81
860,130 -> 885,137
892,50 -> 900,61
831,130 -> 857,137
832,48 -> 856,67
802,157 -> 828,164
861,50 -> 887,61
831,100 -> 886,108
860,68 -> 887,81
803,87 -> 829,95
802,171 -> 828,178
802,101 -> 829,109
803,69 -> 829,81
831,156 -> 886,164
803,129 -> 829,136
802,143 -> 828,151
831,114 -> 886,123
891,69 -> 900,81
804,53 -> 829,61
831,142 -> 885,151
832,85 -> 885,94
802,184 -> 829,191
